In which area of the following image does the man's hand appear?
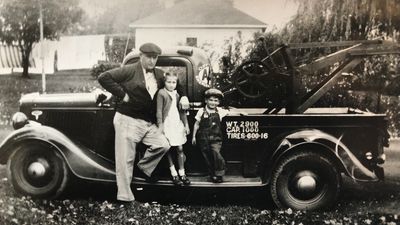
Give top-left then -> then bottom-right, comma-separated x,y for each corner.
123,93 -> 130,102
192,137 -> 196,145
185,126 -> 190,135
179,96 -> 190,110
157,124 -> 164,135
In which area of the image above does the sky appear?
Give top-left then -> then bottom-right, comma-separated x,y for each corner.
79,0 -> 299,31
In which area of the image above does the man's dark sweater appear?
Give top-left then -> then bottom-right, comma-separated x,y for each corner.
98,61 -> 164,122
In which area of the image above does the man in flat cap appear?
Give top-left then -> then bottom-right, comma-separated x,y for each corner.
98,42 -> 187,203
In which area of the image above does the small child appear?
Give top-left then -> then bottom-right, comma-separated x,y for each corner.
156,73 -> 191,186
192,88 -> 230,183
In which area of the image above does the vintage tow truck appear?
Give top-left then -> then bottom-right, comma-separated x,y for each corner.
0,40 -> 398,210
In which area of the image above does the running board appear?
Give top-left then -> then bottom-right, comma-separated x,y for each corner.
132,175 -> 265,187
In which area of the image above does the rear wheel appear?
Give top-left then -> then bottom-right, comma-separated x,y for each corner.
270,151 -> 341,210
7,143 -> 69,198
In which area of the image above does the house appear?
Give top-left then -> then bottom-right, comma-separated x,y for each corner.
129,0 -> 266,71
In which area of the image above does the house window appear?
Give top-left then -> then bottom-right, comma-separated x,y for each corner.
186,37 -> 197,47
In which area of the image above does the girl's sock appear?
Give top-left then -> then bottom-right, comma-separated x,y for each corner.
178,169 -> 185,176
169,166 -> 178,177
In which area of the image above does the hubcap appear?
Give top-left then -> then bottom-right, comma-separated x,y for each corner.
289,170 -> 320,200
27,161 -> 47,178
296,175 -> 317,193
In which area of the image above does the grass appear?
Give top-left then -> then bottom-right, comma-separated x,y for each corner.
0,126 -> 11,143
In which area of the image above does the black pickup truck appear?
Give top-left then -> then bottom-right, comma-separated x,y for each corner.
0,45 -> 390,210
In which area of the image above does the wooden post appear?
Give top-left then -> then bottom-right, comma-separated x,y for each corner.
40,0 -> 46,93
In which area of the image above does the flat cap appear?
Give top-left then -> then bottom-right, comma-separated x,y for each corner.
139,43 -> 162,55
205,88 -> 224,99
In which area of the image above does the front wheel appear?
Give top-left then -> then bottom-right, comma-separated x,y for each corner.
270,151 -> 341,210
7,142 -> 69,198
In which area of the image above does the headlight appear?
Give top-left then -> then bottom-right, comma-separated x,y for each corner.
12,112 -> 28,130
365,152 -> 373,160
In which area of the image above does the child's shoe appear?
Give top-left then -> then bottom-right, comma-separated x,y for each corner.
172,176 -> 183,186
180,175 -> 191,185
211,176 -> 223,183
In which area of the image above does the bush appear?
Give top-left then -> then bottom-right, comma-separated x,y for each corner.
90,61 -> 120,79
381,95 -> 400,138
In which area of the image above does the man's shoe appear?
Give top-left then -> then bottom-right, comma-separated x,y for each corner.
180,175 -> 191,185
136,169 -> 158,183
172,176 -> 183,186
146,175 -> 159,183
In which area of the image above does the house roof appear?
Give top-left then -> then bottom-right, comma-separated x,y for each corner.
129,0 -> 266,29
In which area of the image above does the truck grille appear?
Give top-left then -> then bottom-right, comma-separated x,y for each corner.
39,110 -> 97,149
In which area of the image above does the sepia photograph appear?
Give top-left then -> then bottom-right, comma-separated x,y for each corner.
0,0 -> 400,224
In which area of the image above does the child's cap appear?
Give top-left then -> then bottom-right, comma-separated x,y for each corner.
204,88 -> 224,99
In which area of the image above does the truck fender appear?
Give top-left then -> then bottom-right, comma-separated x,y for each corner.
0,123 -> 116,182
263,129 -> 378,183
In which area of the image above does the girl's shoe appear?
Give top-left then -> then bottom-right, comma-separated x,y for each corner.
172,176 -> 183,186
211,176 -> 223,183
180,175 -> 191,185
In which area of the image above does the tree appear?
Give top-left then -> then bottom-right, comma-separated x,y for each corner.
278,0 -> 400,134
0,0 -> 83,77
276,0 -> 400,94
282,0 -> 400,43
220,31 -> 245,75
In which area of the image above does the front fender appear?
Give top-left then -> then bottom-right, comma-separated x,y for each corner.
264,129 -> 380,183
0,123 -> 116,182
